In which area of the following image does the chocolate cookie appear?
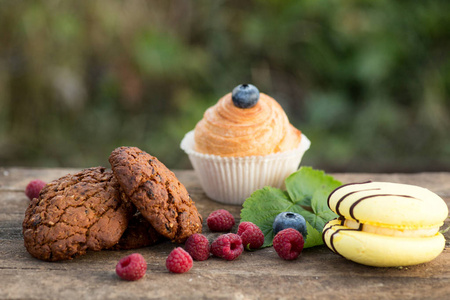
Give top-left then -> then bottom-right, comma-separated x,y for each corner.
110,213 -> 162,250
23,167 -> 134,261
109,146 -> 203,243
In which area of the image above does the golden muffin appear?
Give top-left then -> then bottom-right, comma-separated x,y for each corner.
181,84 -> 310,205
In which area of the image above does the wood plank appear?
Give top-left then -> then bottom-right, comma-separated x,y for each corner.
1,168 -> 450,299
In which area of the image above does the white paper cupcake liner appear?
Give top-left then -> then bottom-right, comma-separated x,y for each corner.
180,130 -> 311,205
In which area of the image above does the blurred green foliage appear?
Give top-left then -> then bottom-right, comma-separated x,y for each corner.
0,0 -> 449,172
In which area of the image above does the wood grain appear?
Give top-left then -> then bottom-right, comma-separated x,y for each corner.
1,167 -> 449,299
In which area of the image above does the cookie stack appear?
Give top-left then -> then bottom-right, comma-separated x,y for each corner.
22,147 -> 203,261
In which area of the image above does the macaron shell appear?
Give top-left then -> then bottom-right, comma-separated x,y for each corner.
328,182 -> 448,228
323,219 -> 446,267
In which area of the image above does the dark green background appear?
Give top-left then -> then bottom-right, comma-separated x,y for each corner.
1,0 -> 449,172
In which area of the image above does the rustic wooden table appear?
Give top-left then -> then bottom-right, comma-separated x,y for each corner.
1,167 -> 450,299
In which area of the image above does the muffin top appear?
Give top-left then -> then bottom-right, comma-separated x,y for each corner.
194,91 -> 301,157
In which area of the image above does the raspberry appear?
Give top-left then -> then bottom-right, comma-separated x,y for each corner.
273,228 -> 304,260
237,222 -> 264,250
166,247 -> 193,273
210,233 -> 243,260
207,209 -> 235,232
115,253 -> 147,281
25,179 -> 46,200
184,233 -> 210,261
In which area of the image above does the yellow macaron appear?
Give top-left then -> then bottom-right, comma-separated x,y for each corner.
322,181 -> 448,267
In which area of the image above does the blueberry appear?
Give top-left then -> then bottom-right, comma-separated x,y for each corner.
231,84 -> 260,109
273,212 -> 307,238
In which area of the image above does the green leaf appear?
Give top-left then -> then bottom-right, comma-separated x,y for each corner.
241,186 -> 306,247
240,167 -> 342,249
304,222 -> 323,248
310,189 -> 339,231
285,167 -> 341,206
